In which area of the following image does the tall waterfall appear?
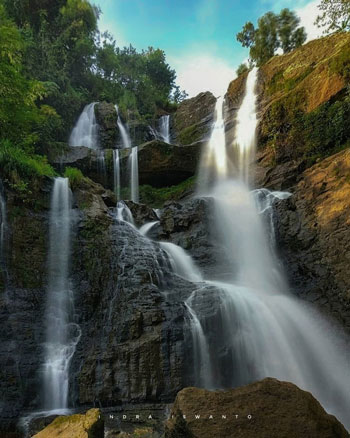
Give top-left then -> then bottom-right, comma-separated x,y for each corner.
43,178 -> 80,411
129,146 -> 139,203
113,149 -> 121,200
115,104 -> 131,149
159,115 -> 170,143
197,97 -> 228,193
69,103 -> 99,149
234,67 -> 258,183
189,67 -> 350,427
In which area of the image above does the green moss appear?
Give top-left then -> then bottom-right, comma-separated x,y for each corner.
329,46 -> 350,81
63,167 -> 85,189
138,176 -> 195,207
177,124 -> 204,145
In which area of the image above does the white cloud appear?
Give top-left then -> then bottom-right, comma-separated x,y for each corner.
295,0 -> 323,42
169,54 -> 237,98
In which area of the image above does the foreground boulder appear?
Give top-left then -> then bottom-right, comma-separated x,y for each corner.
165,378 -> 348,438
33,408 -> 103,438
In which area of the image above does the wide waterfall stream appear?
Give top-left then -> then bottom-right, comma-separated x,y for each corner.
163,68 -> 350,427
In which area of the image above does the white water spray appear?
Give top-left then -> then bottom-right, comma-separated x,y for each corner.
198,97 -> 228,193
233,67 -> 258,183
129,146 -> 139,203
159,115 -> 171,143
43,178 -> 80,410
113,149 -> 121,200
115,104 -> 131,149
69,103 -> 99,149
187,67 -> 350,427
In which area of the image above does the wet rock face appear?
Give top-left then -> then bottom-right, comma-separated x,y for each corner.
120,140 -> 202,188
69,192 -> 204,406
155,197 -> 224,279
165,378 -> 349,438
172,92 -> 216,145
272,149 -> 350,329
95,102 -> 119,150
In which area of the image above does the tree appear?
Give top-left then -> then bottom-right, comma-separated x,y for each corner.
236,8 -> 307,66
278,8 -> 307,53
315,0 -> 350,33
236,63 -> 249,76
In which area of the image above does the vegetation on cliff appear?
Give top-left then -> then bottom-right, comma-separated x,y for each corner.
0,0 -> 184,193
236,8 -> 306,66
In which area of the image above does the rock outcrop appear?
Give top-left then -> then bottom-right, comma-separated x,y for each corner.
33,408 -> 103,438
172,92 -> 216,145
95,102 -> 119,149
273,148 -> 350,328
165,378 -> 349,438
121,140 -> 202,187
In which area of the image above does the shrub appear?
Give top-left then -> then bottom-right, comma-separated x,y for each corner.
63,167 -> 84,189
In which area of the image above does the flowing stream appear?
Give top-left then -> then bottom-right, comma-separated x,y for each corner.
43,178 -> 81,411
173,67 -> 350,427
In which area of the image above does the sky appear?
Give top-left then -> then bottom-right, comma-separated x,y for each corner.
95,0 -> 322,97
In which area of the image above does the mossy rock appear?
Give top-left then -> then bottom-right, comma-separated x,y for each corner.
33,408 -> 104,438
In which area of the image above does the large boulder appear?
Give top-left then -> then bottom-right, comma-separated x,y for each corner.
95,102 -> 119,149
120,140 -> 203,188
165,378 -> 348,438
33,408 -> 103,438
172,92 -> 216,145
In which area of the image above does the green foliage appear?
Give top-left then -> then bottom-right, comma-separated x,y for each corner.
329,46 -> 350,80
0,140 -> 55,191
236,8 -> 306,66
138,177 -> 196,207
261,88 -> 350,164
236,63 -> 249,76
315,0 -> 350,33
64,166 -> 84,188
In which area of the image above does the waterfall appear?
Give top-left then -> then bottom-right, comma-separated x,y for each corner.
233,67 -> 258,183
116,201 -> 135,225
115,104 -> 131,149
139,221 -> 159,236
185,67 -> 350,427
129,146 -> 139,203
159,115 -> 171,143
113,149 -> 121,200
69,103 -> 99,149
197,97 -> 228,193
43,178 -> 80,411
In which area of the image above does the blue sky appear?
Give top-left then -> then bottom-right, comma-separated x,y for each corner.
95,0 -> 321,96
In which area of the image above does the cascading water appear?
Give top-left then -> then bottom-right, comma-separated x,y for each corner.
113,149 -> 121,200
197,96 -> 228,193
185,67 -> 350,427
69,103 -> 99,149
159,115 -> 171,143
43,178 -> 80,411
233,67 -> 258,184
115,104 -> 131,149
129,146 -> 139,203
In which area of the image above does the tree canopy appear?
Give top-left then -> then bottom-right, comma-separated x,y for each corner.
236,8 -> 307,66
315,0 -> 350,33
